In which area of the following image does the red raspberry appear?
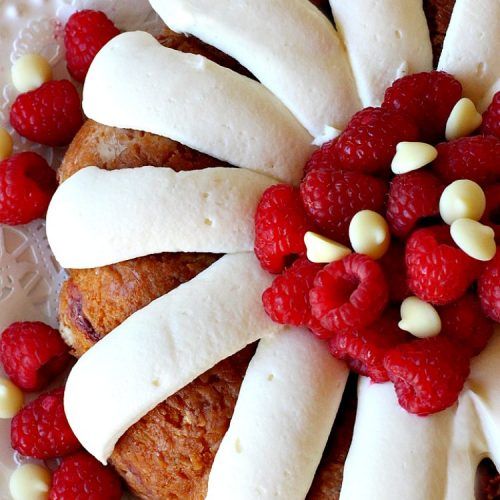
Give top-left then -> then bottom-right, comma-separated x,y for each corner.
0,322 -> 71,391
254,184 -> 312,273
406,226 -> 479,305
384,336 -> 470,416
478,249 -> 500,322
0,152 -> 57,225
382,71 -> 462,142
262,257 -> 323,327
334,107 -> 419,176
433,136 -> 500,186
379,241 -> 411,302
300,169 -> 387,244
386,170 -> 444,238
482,184 -> 500,241
11,387 -> 81,459
49,451 -> 122,500
303,138 -> 339,176
438,293 -> 494,357
328,309 -> 409,383
481,92 -> 500,139
310,254 -> 389,332
64,10 -> 120,82
10,80 -> 83,147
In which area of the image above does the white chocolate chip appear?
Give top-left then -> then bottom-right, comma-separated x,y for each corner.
9,464 -> 51,500
11,54 -> 52,93
398,297 -> 441,339
304,231 -> 351,263
348,210 -> 390,260
0,128 -> 13,161
312,125 -> 342,147
439,180 -> 486,225
391,142 -> 438,174
450,219 -> 496,261
445,98 -> 483,141
0,377 -> 24,419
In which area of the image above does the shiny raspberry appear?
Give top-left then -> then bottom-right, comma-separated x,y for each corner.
49,451 -> 122,500
0,322 -> 71,391
382,71 -> 462,142
11,387 -> 81,459
255,184 -> 313,273
433,136 -> 500,186
329,309 -> 409,383
482,184 -> 500,241
10,80 -> 83,147
478,249 -> 500,322
481,92 -> 500,139
384,336 -> 470,416
303,138 -> 339,176
334,107 -> 419,176
406,226 -> 479,305
300,169 -> 386,244
386,170 -> 444,238
379,241 -> 411,303
0,152 -> 57,225
262,257 -> 323,327
65,10 -> 120,82
310,254 -> 389,332
438,293 -> 494,357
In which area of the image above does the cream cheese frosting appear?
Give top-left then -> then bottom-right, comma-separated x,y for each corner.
206,328 -> 348,500
329,0 -> 433,107
438,0 -> 500,111
83,31 -> 314,185
64,253 -> 283,463
46,166 -> 276,269
149,0 -> 361,137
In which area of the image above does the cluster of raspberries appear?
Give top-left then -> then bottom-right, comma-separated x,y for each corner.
255,71 -> 500,416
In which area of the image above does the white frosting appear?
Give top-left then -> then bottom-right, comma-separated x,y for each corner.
83,31 -> 314,185
46,166 -> 276,269
438,0 -> 500,110
150,0 -> 361,136
64,253 -> 283,463
329,0 -> 433,106
207,328 -> 348,500
341,326 -> 500,500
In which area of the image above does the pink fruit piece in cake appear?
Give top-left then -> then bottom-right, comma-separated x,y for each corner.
0,321 -> 71,391
379,241 -> 411,303
382,70 -> 462,143
309,254 -> 389,332
303,137 -> 339,176
478,248 -> 500,323
480,92 -> 500,139
481,184 -> 500,242
0,152 -> 58,225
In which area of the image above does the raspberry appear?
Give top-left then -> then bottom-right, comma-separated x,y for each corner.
328,309 -> 409,383
478,249 -> 500,322
481,92 -> 500,139
433,136 -> 500,186
11,387 -> 81,459
0,152 -> 57,225
49,451 -> 122,500
310,254 -> 389,332
379,241 -> 411,302
10,80 -> 83,147
303,138 -> 339,176
482,184 -> 500,241
384,336 -> 470,416
254,184 -> 313,273
334,107 -> 419,176
262,257 -> 323,327
438,293 -> 494,357
382,71 -> 462,142
64,10 -> 120,82
406,226 -> 479,305
0,322 -> 71,391
386,170 -> 444,238
300,169 -> 387,244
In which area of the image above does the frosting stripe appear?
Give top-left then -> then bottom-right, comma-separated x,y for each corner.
438,0 -> 500,111
83,31 -> 314,185
206,328 -> 348,500
329,0 -> 433,107
150,0 -> 361,137
64,253 -> 283,463
46,166 -> 277,269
